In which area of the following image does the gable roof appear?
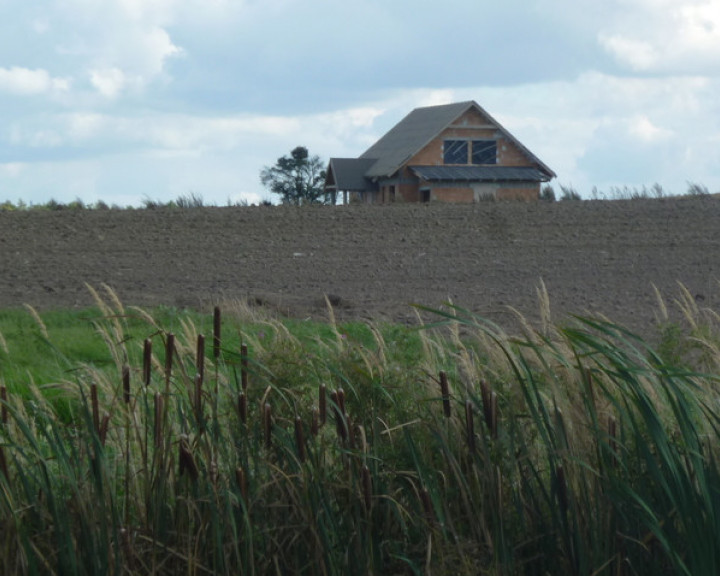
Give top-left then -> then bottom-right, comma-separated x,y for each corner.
360,100 -> 555,180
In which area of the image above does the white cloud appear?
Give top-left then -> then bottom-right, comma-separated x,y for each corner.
599,0 -> 720,73
0,67 -> 70,96
90,68 -> 127,98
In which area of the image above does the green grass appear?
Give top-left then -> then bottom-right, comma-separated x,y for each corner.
1,286 -> 720,574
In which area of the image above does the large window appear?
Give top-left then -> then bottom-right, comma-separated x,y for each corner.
444,139 -> 497,165
471,140 -> 497,165
443,140 -> 468,164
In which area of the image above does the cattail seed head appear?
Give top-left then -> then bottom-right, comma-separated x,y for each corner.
122,364 -> 130,404
439,371 -> 451,418
143,338 -> 152,387
194,373 -> 203,422
311,407 -> 319,436
99,412 -> 111,446
337,387 -> 346,416
480,379 -> 492,431
241,344 -> 249,391
195,334 -> 205,386
179,435 -> 198,481
490,391 -> 498,440
90,383 -> 100,435
213,306 -> 221,360
165,333 -> 175,384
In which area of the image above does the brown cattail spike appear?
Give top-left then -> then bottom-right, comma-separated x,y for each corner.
213,306 -> 221,360
143,338 -> 152,387
337,387 -> 346,416
179,436 -> 198,481
196,334 -> 205,386
294,416 -> 306,462
90,383 -> 100,435
165,333 -> 175,384
331,391 -> 347,443
465,399 -> 476,454
439,371 -> 451,418
319,384 -> 327,426
241,344 -> 249,391
480,380 -> 492,431
122,365 -> 130,404
361,465 -> 372,512
99,412 -> 111,446
311,407 -> 319,436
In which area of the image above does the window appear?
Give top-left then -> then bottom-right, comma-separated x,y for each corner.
444,140 -> 468,164
472,140 -> 497,165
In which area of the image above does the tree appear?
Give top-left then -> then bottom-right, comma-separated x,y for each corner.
260,146 -> 329,205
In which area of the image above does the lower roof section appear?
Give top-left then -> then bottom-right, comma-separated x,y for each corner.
410,165 -> 550,183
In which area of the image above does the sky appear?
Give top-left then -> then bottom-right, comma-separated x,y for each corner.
1,0 -> 720,206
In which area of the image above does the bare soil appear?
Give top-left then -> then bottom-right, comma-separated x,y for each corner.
1,198 -> 719,337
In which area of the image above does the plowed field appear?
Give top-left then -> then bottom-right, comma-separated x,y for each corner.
1,198 -> 719,336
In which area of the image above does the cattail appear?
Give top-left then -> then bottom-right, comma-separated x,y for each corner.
294,416 -> 306,462
154,393 -> 164,449
90,383 -> 100,435
346,416 -> 355,449
420,487 -> 434,524
319,384 -> 327,426
1,385 -> 7,425
165,333 -> 175,384
241,344 -> 249,391
238,392 -> 247,424
337,387 -> 346,416
122,364 -> 130,404
213,306 -> 221,360
235,467 -> 248,507
263,403 -> 272,449
439,371 -> 451,418
179,435 -> 198,481
361,465 -> 372,512
331,391 -> 347,443
311,407 -> 319,436
143,338 -> 152,387
195,334 -> 205,386
465,399 -> 476,454
99,412 -> 110,446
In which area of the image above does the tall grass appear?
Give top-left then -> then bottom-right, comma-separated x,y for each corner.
0,286 -> 719,574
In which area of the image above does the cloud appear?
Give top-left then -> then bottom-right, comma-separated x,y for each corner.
0,67 -> 70,96
599,0 -> 720,73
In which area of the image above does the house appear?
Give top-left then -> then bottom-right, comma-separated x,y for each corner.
324,100 -> 556,204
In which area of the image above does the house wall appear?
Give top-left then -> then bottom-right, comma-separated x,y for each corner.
497,186 -> 540,201
406,108 -> 535,169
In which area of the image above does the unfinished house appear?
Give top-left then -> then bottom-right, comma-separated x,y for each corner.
325,100 -> 555,204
